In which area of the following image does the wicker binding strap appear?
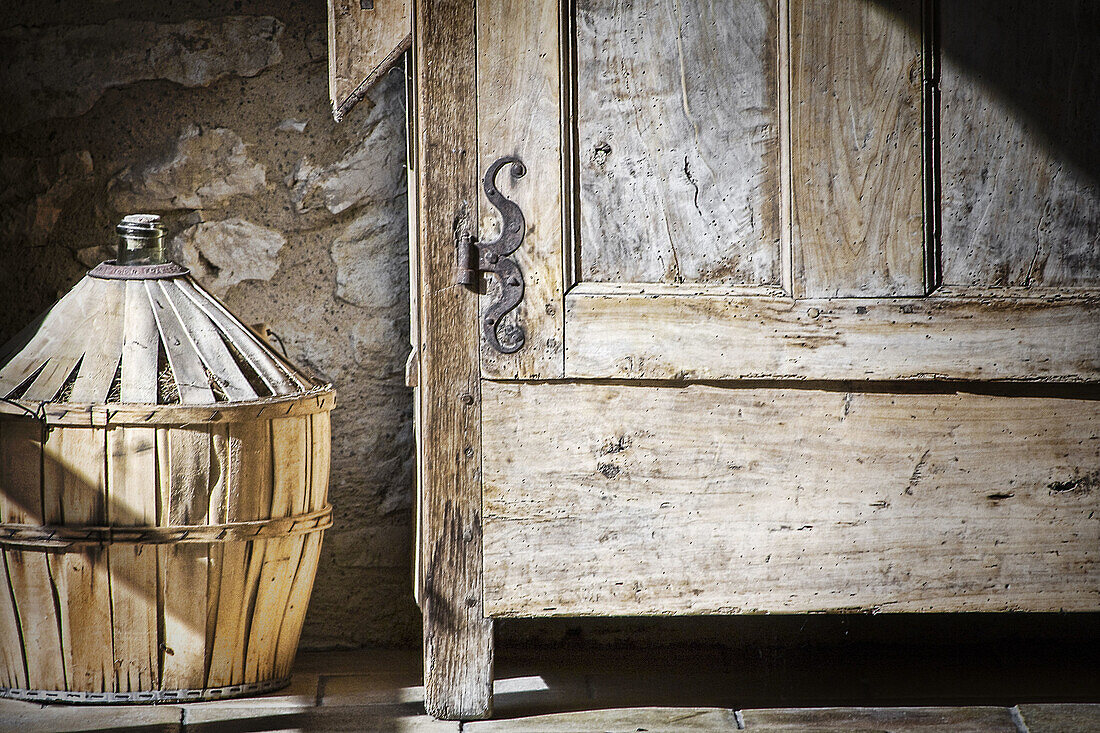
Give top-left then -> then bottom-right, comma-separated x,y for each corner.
0,506 -> 332,550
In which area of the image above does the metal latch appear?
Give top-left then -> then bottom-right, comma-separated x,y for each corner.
456,156 -> 528,354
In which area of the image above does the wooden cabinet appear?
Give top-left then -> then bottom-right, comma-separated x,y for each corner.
405,0 -> 1100,719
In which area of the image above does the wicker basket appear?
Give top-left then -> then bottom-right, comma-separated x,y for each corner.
0,217 -> 335,703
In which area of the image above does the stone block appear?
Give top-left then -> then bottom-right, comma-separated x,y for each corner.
110,126 -> 266,212
172,218 -> 285,296
0,17 -> 284,132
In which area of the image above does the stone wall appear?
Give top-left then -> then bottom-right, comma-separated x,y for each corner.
0,1 -> 418,648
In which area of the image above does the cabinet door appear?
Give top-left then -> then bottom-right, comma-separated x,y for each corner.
475,0 -> 1100,616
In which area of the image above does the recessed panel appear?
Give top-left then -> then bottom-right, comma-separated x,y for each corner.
576,0 -> 781,286
940,0 -> 1100,288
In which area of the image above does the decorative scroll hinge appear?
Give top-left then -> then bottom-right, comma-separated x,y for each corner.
455,156 -> 528,354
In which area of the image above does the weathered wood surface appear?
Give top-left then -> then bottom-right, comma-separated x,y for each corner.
43,428 -> 113,694
477,0 -> 565,379
564,286 -> 1100,381
0,275 -> 318,407
790,0 -> 926,297
0,408 -> 330,696
1,420 -> 65,692
576,0 -> 780,287
158,427 -> 210,691
415,0 -> 493,720
108,426 -> 161,692
482,382 -> 1100,617
940,0 -> 1100,288
0,390 -> 334,427
328,0 -> 411,122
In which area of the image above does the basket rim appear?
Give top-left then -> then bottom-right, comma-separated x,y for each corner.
0,385 -> 335,426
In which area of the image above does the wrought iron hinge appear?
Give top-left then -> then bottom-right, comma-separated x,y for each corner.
456,156 -> 528,354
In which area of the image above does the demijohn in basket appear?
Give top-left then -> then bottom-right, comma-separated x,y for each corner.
0,215 -> 335,702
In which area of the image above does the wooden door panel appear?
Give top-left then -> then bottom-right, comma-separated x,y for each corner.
482,382 -> 1100,616
577,0 -> 782,286
939,0 -> 1100,289
474,0 -> 1099,381
327,0 -> 411,121
790,0 -> 928,298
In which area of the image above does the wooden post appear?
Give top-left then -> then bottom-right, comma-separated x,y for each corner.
413,0 -> 493,720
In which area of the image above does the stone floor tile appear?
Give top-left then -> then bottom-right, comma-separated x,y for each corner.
0,702 -> 182,732
319,671 -> 426,706
1017,703 -> 1100,732
182,702 -> 459,732
740,706 -> 1019,731
491,673 -> 594,718
464,706 -> 740,732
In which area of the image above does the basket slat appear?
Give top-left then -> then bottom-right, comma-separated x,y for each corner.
147,281 -> 215,405
174,278 -> 307,396
107,426 -> 160,692
68,279 -> 125,404
160,426 -> 212,690
120,281 -> 159,404
160,282 -> 256,402
43,426 -> 114,692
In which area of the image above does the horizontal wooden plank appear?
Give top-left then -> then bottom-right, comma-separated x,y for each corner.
564,286 -> 1100,381
482,381 -> 1100,617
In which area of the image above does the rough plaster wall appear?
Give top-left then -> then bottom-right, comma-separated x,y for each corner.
0,1 -> 417,648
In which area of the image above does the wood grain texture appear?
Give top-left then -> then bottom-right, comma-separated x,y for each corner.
107,426 -> 160,692
42,427 -> 113,693
0,420 -> 35,690
67,281 -> 124,404
328,0 -> 412,121
160,283 -> 256,402
477,0 -> 565,379
0,276 -> 318,406
1,422 -> 66,691
790,0 -> 926,297
482,382 -> 1100,616
940,0 -> 1100,288
576,0 -> 781,286
159,427 -> 211,690
564,287 -> 1100,381
120,280 -> 158,404
0,278 -> 92,398
415,0 -> 493,719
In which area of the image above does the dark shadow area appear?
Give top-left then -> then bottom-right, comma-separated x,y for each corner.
492,614 -> 1100,717
871,0 -> 1100,184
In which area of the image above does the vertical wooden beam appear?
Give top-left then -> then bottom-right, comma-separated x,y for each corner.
477,0 -> 565,379
414,0 -> 493,720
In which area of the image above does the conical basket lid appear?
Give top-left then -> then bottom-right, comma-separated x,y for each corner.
0,273 -> 325,406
